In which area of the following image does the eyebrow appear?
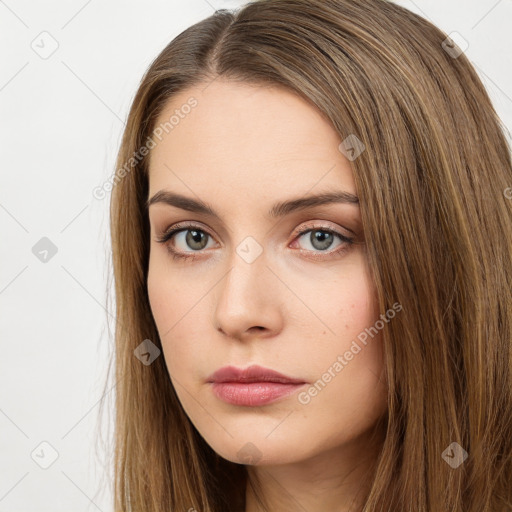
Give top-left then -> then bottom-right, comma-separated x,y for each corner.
145,190 -> 359,218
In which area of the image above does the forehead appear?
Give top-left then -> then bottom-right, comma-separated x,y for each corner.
148,79 -> 356,203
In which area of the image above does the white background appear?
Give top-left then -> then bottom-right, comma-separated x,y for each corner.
1,0 -> 511,510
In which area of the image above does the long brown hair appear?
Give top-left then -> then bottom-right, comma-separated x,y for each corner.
102,0 -> 512,510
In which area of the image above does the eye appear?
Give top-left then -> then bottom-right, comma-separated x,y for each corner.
291,224 -> 354,260
155,221 -> 354,261
297,228 -> 341,251
155,223 -> 216,260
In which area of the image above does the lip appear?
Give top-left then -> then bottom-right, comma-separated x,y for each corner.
207,365 -> 305,384
207,365 -> 307,406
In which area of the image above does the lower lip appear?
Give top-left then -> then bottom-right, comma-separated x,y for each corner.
211,382 -> 306,406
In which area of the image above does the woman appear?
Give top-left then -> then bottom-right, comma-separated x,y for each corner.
105,0 -> 512,510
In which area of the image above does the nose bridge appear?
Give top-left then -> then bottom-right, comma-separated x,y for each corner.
213,234 -> 281,338
220,236 -> 268,311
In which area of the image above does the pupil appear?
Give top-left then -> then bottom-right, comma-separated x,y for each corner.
187,230 -> 206,249
312,230 -> 333,250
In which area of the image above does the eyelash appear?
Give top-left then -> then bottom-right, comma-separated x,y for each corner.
155,221 -> 354,262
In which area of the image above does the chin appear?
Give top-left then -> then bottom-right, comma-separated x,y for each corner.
204,434 -> 306,466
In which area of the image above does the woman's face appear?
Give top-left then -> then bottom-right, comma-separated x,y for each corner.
146,79 -> 388,466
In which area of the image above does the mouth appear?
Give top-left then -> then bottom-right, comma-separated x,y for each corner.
206,365 -> 307,406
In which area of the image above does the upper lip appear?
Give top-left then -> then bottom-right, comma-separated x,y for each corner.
207,365 -> 305,384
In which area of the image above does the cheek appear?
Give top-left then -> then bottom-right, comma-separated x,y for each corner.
147,258 -> 209,376
321,259 -> 379,341
310,260 -> 385,388
147,260 -> 173,331
147,255 -> 193,334
147,260 -> 184,364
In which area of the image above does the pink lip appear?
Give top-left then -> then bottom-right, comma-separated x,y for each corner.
207,365 -> 307,406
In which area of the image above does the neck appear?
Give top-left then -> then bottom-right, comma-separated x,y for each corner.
244,422 -> 385,512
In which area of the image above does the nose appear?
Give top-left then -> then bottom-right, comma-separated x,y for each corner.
213,247 -> 283,341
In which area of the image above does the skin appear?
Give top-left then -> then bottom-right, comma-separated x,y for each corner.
146,79 -> 388,511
